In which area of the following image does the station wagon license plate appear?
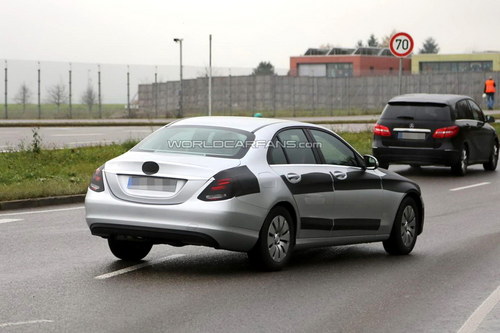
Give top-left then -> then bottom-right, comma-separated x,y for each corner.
127,176 -> 177,192
398,132 -> 426,140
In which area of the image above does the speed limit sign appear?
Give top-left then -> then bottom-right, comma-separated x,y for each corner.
389,32 -> 414,57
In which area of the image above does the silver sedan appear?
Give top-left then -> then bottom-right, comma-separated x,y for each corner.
85,116 -> 424,270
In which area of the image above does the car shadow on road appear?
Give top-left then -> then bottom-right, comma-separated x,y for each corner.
98,244 -> 423,279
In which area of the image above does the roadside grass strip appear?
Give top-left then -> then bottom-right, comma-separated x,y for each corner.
95,254 -> 186,280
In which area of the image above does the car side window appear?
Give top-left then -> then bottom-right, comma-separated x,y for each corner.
467,100 -> 485,122
455,100 -> 472,120
309,129 -> 358,167
274,129 -> 317,164
268,141 -> 287,164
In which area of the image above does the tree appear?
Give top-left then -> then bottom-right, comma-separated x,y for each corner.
46,83 -> 67,112
81,84 -> 97,114
380,29 -> 398,48
419,37 -> 440,54
14,82 -> 32,113
367,34 -> 378,47
355,40 -> 364,48
252,61 -> 275,76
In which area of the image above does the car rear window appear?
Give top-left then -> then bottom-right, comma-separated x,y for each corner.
381,103 -> 451,121
133,125 -> 255,159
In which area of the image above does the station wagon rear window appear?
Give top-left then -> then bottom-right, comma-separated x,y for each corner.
381,103 -> 451,121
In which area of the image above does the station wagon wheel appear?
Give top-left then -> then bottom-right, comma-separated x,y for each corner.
483,141 -> 499,171
108,237 -> 153,261
383,197 -> 419,255
452,145 -> 468,176
248,207 -> 295,271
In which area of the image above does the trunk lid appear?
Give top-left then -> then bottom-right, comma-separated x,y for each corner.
104,151 -> 240,204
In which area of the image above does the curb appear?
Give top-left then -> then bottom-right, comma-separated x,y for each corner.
0,194 -> 86,211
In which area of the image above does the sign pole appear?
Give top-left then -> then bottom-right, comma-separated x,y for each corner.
398,58 -> 402,95
389,32 -> 414,96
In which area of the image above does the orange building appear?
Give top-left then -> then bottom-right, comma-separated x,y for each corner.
290,47 -> 411,77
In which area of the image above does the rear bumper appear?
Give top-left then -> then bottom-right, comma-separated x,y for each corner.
373,146 -> 460,166
85,189 -> 268,252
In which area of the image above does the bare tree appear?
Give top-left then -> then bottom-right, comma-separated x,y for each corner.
14,82 -> 32,113
81,84 -> 97,115
46,83 -> 68,112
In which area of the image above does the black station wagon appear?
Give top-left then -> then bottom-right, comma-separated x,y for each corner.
372,94 -> 499,176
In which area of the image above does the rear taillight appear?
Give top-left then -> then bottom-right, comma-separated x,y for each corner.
433,126 -> 459,138
373,124 -> 391,137
198,177 -> 234,201
198,166 -> 260,202
89,165 -> 105,192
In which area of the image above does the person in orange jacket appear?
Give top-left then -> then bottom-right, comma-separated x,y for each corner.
484,76 -> 496,110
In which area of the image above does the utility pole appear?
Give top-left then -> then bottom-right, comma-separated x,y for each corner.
154,66 -> 158,118
208,34 -> 212,116
4,60 -> 7,119
173,38 -> 183,117
98,64 -> 102,118
37,62 -> 41,119
68,63 -> 72,119
127,65 -> 131,118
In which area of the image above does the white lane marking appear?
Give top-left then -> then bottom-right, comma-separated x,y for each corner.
51,133 -> 103,137
0,218 -> 23,224
450,182 -> 491,192
95,254 -> 186,280
0,319 -> 54,328
457,285 -> 500,333
0,206 -> 84,217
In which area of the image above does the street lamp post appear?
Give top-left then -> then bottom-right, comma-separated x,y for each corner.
173,38 -> 183,118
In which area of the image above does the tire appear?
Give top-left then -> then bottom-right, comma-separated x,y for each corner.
383,197 -> 419,255
483,141 -> 499,171
108,237 -> 153,261
248,207 -> 295,271
451,145 -> 468,176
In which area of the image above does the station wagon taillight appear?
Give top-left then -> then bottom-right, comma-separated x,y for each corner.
373,124 -> 392,137
432,126 -> 459,139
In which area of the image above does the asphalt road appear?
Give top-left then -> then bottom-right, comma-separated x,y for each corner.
1,164 -> 499,332
0,124 -> 374,151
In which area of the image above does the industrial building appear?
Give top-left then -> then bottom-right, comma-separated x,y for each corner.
289,47 -> 411,77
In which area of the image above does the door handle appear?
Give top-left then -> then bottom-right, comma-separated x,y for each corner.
333,171 -> 347,180
285,173 -> 301,184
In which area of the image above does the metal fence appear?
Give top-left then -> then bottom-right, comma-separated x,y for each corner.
0,59 -> 263,119
138,71 -> 499,117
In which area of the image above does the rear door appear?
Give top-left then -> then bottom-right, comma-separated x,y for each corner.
467,99 -> 492,161
268,128 -> 335,238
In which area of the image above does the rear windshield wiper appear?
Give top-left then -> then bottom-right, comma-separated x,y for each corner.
396,116 -> 414,120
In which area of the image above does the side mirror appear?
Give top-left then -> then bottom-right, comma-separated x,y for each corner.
485,115 -> 496,123
363,155 -> 379,170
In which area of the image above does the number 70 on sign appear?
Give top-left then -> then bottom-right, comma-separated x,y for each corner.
389,32 -> 414,57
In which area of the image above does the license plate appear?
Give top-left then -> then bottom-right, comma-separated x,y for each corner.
398,132 -> 426,140
127,176 -> 177,192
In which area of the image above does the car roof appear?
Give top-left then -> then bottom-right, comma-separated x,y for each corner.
168,116 -> 303,132
388,93 -> 472,105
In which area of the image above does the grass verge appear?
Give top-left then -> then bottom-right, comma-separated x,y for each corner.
2,123 -> 500,202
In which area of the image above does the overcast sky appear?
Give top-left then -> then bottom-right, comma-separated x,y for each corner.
2,0 -> 500,70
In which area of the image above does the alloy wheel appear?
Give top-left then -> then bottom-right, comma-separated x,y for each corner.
400,205 -> 416,247
266,215 -> 291,263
